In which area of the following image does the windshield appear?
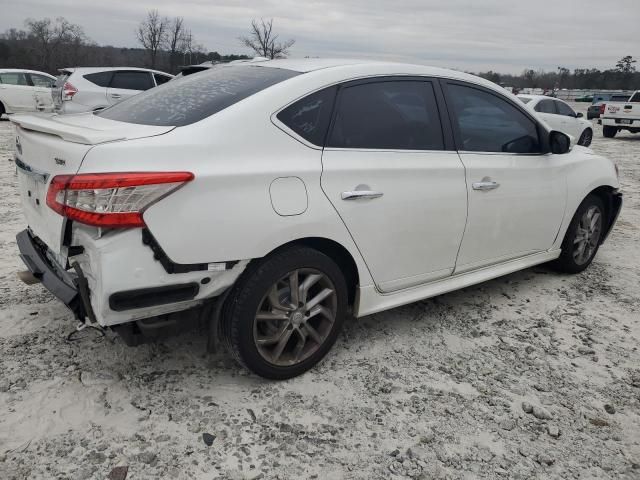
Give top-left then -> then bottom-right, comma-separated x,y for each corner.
97,65 -> 300,127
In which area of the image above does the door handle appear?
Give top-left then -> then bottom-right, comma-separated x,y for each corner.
472,181 -> 500,191
110,94 -> 122,99
341,190 -> 384,200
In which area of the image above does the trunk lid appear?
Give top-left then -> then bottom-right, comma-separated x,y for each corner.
11,113 -> 175,258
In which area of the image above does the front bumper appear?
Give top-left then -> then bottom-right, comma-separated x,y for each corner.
16,229 -> 84,319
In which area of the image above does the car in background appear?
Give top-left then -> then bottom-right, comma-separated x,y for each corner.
588,93 -> 631,119
0,69 -> 56,117
574,94 -> 594,102
601,90 -> 640,138
518,94 -> 593,146
53,67 -> 173,113
12,60 -> 621,379
173,57 -> 269,79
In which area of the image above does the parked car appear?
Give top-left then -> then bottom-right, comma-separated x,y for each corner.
518,94 -> 593,146
574,94 -> 594,102
587,93 -> 632,119
600,90 -> 640,138
12,59 -> 621,379
0,69 -> 56,116
53,67 -> 173,113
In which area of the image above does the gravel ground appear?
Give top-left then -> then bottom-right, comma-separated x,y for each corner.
0,103 -> 639,480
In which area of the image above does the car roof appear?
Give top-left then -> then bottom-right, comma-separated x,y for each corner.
245,58 -> 508,94
0,68 -> 55,78
59,67 -> 173,76
517,94 -> 566,103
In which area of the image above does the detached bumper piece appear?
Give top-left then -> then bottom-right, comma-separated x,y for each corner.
16,229 -> 88,320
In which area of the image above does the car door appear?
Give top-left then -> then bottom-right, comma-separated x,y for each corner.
442,81 -> 567,273
106,70 -> 154,105
26,73 -> 55,111
533,98 -> 564,131
554,100 -> 583,139
0,72 -> 33,112
320,78 -> 468,293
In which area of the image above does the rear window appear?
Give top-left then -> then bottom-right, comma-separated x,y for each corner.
97,65 -> 300,127
84,71 -> 114,87
110,71 -> 154,91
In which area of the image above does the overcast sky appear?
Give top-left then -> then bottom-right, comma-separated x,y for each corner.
1,0 -> 638,74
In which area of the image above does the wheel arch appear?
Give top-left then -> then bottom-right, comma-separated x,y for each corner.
587,185 -> 622,243
263,237 -> 361,306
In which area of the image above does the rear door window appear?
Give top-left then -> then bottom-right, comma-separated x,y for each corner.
446,83 -> 540,154
277,87 -> 336,146
98,65 -> 300,126
153,73 -> 171,86
110,71 -> 154,91
534,99 -> 556,114
28,74 -> 54,87
327,80 -> 444,150
84,71 -> 114,88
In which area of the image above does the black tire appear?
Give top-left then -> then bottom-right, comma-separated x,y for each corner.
603,126 -> 617,138
220,246 -> 348,379
0,101 -> 6,120
551,194 -> 606,274
578,128 -> 593,147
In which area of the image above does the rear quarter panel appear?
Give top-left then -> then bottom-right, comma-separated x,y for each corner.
77,96 -> 374,288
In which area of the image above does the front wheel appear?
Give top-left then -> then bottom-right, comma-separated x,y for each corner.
603,126 -> 617,138
551,195 -> 606,274
578,128 -> 593,147
220,246 -> 348,379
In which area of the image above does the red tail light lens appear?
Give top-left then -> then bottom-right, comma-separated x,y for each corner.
599,103 -> 606,114
46,172 -> 194,228
62,82 -> 78,100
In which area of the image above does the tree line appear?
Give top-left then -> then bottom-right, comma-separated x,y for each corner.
0,13 -> 636,91
478,56 -> 639,91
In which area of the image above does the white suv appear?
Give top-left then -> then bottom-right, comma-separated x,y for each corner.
0,69 -> 56,116
53,67 -> 173,113
12,60 -> 621,379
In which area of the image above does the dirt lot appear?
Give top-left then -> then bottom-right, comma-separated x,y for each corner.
1,103 -> 639,480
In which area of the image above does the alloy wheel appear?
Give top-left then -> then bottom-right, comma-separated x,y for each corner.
573,205 -> 602,265
253,268 -> 337,366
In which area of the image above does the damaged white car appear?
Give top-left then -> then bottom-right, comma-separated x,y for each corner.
13,59 -> 621,379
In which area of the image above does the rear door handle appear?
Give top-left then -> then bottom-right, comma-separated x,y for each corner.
472,181 -> 500,191
110,94 -> 122,99
341,190 -> 384,200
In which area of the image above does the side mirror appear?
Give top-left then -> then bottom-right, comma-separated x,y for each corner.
550,131 -> 571,154
576,112 -> 584,118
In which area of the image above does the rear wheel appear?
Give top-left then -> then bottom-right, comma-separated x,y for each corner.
0,101 -> 6,119
578,128 -> 593,146
551,195 -> 606,274
220,246 -> 348,379
603,126 -> 617,138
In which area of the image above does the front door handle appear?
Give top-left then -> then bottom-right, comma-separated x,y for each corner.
110,93 -> 122,99
341,190 -> 384,200
472,181 -> 500,191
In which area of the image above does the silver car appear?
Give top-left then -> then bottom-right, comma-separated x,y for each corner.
53,67 -> 173,113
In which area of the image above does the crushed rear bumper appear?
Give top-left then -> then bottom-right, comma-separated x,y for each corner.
16,229 -> 87,320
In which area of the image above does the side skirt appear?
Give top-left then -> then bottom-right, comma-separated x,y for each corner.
355,249 -> 561,317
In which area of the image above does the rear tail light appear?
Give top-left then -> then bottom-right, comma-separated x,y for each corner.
46,172 -> 194,228
62,82 -> 78,100
599,103 -> 606,114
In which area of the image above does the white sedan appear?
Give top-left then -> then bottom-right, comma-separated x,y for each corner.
0,69 -> 55,116
518,94 -> 593,146
12,59 -> 621,378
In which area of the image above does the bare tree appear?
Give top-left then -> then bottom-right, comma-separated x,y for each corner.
239,19 -> 294,59
166,17 -> 184,73
25,17 -> 85,70
136,10 -> 168,69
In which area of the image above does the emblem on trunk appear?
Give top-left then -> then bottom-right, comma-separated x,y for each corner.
55,157 -> 66,166
15,136 -> 22,155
